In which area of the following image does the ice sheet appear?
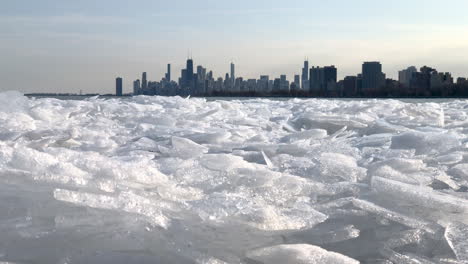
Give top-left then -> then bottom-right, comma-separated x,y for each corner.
0,93 -> 467,263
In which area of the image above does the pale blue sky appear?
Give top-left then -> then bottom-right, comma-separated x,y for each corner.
1,0 -> 468,93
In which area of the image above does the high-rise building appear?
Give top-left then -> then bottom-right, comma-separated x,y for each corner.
247,79 -> 257,93
197,66 -> 206,81
196,65 -> 207,94
142,72 -> 148,90
310,67 -> 322,92
165,64 -> 171,82
294,75 -> 300,89
279,75 -> 289,93
343,76 -> 357,96
230,62 -> 235,84
398,66 -> 417,87
258,75 -> 270,94
362,62 -> 385,92
294,75 -> 300,85
310,66 -> 337,93
457,77 -> 467,85
410,66 -> 436,95
302,60 -> 309,90
207,71 -> 214,81
431,72 -> 453,89
116,77 -> 123,96
133,79 -> 141,95
323,66 -> 337,84
273,78 -> 281,93
187,59 -> 194,82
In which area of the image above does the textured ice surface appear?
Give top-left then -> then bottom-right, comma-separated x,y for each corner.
445,222 -> 468,262
246,244 -> 360,264
0,93 -> 468,263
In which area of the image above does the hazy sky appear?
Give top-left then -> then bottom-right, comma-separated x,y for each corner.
2,0 -> 468,94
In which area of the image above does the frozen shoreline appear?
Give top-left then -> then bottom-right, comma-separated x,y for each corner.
0,91 -> 467,263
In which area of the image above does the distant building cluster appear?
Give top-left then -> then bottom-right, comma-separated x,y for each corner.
116,59 -> 468,97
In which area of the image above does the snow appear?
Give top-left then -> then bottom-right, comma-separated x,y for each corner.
0,93 -> 467,263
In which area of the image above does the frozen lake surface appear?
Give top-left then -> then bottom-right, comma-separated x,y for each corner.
1,91 -> 468,263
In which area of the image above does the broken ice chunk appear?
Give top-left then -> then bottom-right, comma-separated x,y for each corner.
390,131 -> 461,155
261,150 -> 274,168
53,189 -> 170,228
371,177 -> 468,216
280,129 -> 328,143
186,131 -> 231,144
285,225 -> 360,245
369,158 -> 426,174
352,199 -> 442,235
380,229 -> 440,264
372,165 -> 432,185
436,153 -> 464,165
199,154 -> 255,171
445,222 -> 468,262
170,136 -> 208,159
245,244 -> 359,264
449,164 -> 468,180
197,195 -> 328,231
196,257 -> 229,264
318,153 -> 366,182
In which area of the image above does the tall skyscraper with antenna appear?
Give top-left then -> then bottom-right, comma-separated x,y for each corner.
230,62 -> 235,85
187,58 -> 194,82
302,59 -> 309,90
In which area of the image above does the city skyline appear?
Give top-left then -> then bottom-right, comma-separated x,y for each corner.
119,58 -> 468,98
3,0 -> 468,93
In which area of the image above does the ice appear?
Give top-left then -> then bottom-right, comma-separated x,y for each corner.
245,244 -> 359,264
1,92 -> 468,263
352,199 -> 442,234
285,224 -> 361,245
200,154 -> 256,171
170,136 -> 209,159
450,164 -> 468,180
280,129 -> 328,143
391,131 -> 461,155
436,153 -> 464,165
53,189 -> 172,228
445,222 -> 468,262
317,153 -> 366,182
371,177 -> 468,218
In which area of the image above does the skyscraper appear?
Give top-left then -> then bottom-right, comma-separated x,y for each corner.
230,62 -> 235,84
398,66 -> 417,87
196,65 -> 207,94
142,72 -> 148,90
116,77 -> 123,96
187,59 -> 194,82
310,66 -> 337,93
294,75 -> 300,87
302,60 -> 309,90
362,62 -> 385,92
165,64 -> 171,82
323,66 -> 337,84
133,79 -> 140,95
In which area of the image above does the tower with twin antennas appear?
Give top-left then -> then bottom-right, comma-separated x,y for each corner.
230,60 -> 235,85
302,57 -> 309,90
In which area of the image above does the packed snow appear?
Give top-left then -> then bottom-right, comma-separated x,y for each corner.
0,91 -> 467,263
